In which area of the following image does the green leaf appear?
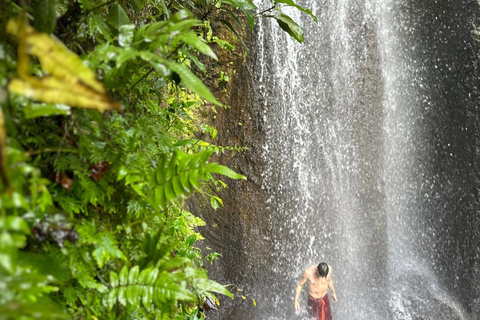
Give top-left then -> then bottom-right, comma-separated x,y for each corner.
185,234 -> 197,246
118,287 -> 127,306
110,271 -> 119,287
117,48 -> 140,67
245,11 -> 255,30
156,156 -> 167,185
131,0 -> 145,11
273,13 -> 304,43
181,49 -> 206,74
105,288 -> 119,310
172,176 -> 186,198
164,61 -> 222,106
274,0 -> 318,22
189,169 -> 200,190
157,257 -> 190,271
108,4 -> 130,30
221,0 -> 257,11
138,267 -> 152,284
145,268 -> 159,285
92,234 -> 127,268
194,278 -> 233,299
119,24 -> 135,47
117,165 -> 128,180
206,163 -> 246,180
138,268 -> 159,285
33,0 -> 57,34
90,14 -> 114,41
155,186 -> 167,210
164,181 -> 176,203
180,172 -> 193,193
142,286 -> 153,310
119,265 -> 129,285
154,273 -> 197,302
179,33 -> 217,60
128,265 -> 140,284
126,285 -> 141,306
24,103 -> 71,119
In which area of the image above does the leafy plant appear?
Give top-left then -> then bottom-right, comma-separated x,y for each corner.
0,0 -> 315,319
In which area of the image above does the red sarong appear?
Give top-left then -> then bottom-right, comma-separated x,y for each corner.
308,294 -> 331,320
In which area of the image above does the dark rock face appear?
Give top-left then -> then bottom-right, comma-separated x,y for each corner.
191,0 -> 480,319
188,29 -> 274,319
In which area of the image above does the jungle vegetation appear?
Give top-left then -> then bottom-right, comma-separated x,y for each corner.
0,0 -> 315,319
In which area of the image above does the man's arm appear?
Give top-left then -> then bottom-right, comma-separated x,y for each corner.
328,266 -> 338,302
294,271 -> 308,311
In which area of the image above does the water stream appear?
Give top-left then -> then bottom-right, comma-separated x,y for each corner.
237,0 -> 479,319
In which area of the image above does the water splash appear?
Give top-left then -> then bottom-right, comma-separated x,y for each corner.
214,0 -> 478,319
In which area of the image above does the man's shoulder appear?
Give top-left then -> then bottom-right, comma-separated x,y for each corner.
304,265 -> 316,274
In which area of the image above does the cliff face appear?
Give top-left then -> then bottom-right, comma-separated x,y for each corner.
187,28 -> 272,318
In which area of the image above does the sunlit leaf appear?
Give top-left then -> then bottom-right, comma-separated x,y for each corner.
6,18 -> 122,112
164,61 -> 222,106
119,265 -> 128,286
24,103 -> 71,119
178,33 -> 217,60
118,24 -> 135,47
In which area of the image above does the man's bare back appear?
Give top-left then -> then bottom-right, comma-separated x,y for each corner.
294,264 -> 338,312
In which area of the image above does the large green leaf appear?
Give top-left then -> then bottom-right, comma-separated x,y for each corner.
178,33 -> 217,60
108,4 -> 130,30
273,13 -> 304,43
33,0 -> 57,33
206,163 -> 246,180
194,278 -> 233,299
274,0 -> 318,22
164,61 -> 222,106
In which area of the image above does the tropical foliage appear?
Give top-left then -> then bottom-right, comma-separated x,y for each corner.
0,0 -> 315,319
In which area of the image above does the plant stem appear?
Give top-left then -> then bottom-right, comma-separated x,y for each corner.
128,67 -> 155,92
257,5 -> 277,16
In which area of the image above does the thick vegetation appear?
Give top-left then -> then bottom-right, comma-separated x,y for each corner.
0,0 -> 315,319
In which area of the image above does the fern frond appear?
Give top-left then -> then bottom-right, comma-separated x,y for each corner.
103,266 -> 197,310
152,150 -> 245,210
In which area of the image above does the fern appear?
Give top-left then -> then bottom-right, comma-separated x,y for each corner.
104,264 -> 232,311
104,266 -> 196,310
151,150 -> 246,210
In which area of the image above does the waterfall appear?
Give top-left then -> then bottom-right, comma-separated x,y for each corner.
232,0 -> 480,319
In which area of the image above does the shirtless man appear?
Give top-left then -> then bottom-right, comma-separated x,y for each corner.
294,262 -> 338,320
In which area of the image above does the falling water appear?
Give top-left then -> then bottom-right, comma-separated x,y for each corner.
221,0 -> 480,319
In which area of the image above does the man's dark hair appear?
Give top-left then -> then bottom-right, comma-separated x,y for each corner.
317,262 -> 329,278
